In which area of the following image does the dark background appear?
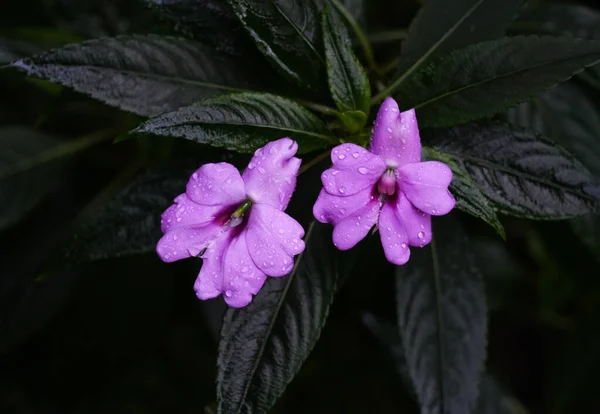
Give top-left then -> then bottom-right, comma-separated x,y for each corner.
1,0 -> 600,413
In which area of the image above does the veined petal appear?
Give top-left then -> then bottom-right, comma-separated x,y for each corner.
156,221 -> 223,263
246,203 -> 305,277
243,138 -> 301,210
222,232 -> 268,308
161,194 -> 227,232
322,143 -> 386,196
313,188 -> 376,225
370,97 -> 421,167
396,193 -> 432,247
332,197 -> 379,250
194,234 -> 229,301
398,161 -> 455,215
186,162 -> 246,206
378,200 -> 410,265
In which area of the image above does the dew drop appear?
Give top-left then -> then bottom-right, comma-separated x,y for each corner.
401,243 -> 407,248
192,172 -> 198,180
417,231 -> 425,239
176,217 -> 182,222
331,170 -> 340,176
225,290 -> 232,298
338,154 -> 346,160
278,228 -> 285,234
352,152 -> 359,158
386,127 -> 392,133
258,167 -> 266,174
339,187 -> 346,194
241,266 -> 248,273
173,235 -> 178,241
358,167 -> 369,175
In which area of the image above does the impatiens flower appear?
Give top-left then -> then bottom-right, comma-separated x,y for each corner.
313,97 -> 455,265
157,138 -> 305,308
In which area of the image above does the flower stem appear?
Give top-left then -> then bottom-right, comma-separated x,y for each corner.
299,150 -> 331,175
295,99 -> 339,116
330,0 -> 378,74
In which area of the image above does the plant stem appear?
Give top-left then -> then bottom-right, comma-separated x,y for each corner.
367,30 -> 408,45
295,99 -> 338,116
0,127 -> 121,179
330,0 -> 378,74
299,150 -> 331,175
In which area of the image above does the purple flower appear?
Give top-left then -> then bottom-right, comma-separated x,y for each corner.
157,138 -> 305,308
313,97 -> 455,265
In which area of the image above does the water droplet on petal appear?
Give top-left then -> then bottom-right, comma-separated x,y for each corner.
225,290 -> 232,298
352,152 -> 359,158
331,170 -> 340,176
176,217 -> 182,222
387,127 -> 392,133
338,154 -> 346,160
192,172 -> 198,180
258,167 -> 266,174
241,266 -> 248,273
339,187 -> 346,194
401,243 -> 407,248
358,167 -> 369,175
278,229 -> 285,234
418,231 -> 425,239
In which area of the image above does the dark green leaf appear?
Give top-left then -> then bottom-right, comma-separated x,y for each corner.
424,123 -> 600,219
143,0 -> 251,55
507,83 -> 600,251
396,36 -> 600,127
423,146 -> 505,238
517,3 -> 600,90
396,215 -> 487,414
507,83 -> 600,177
322,7 -> 370,116
217,222 -> 342,414
10,35 -> 263,117
0,127 -> 60,231
390,0 -> 523,95
362,314 -> 527,414
66,162 -> 189,262
135,92 -> 335,153
228,0 -> 324,91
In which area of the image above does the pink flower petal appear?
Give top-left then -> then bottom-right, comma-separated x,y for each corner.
161,194 -> 227,232
194,234 -> 229,300
243,138 -> 301,210
322,143 -> 386,196
156,222 -> 224,263
246,203 -> 305,277
332,198 -> 379,250
222,231 -> 268,308
398,161 -> 455,215
313,188 -> 376,225
370,98 -> 421,167
396,193 -> 432,247
378,200 -> 410,265
186,163 -> 246,206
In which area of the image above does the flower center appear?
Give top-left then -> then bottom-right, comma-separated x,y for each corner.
224,199 -> 252,230
377,168 -> 397,196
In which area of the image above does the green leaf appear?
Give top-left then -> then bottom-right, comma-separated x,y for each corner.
377,0 -> 524,101
340,0 -> 367,28
396,215 -> 487,414
362,314 -> 528,414
424,122 -> 600,219
396,36 -> 600,128
517,3 -> 600,90
322,7 -> 370,116
337,110 -> 367,133
217,222 -> 342,414
423,146 -> 505,238
135,92 -> 335,153
143,0 -> 250,55
0,127 -> 61,231
507,82 -> 600,252
10,35 -> 263,117
228,0 -> 324,91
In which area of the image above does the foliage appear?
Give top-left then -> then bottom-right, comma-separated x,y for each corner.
2,1 -> 600,413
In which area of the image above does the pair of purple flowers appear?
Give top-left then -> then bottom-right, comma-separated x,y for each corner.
156,98 -> 455,307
